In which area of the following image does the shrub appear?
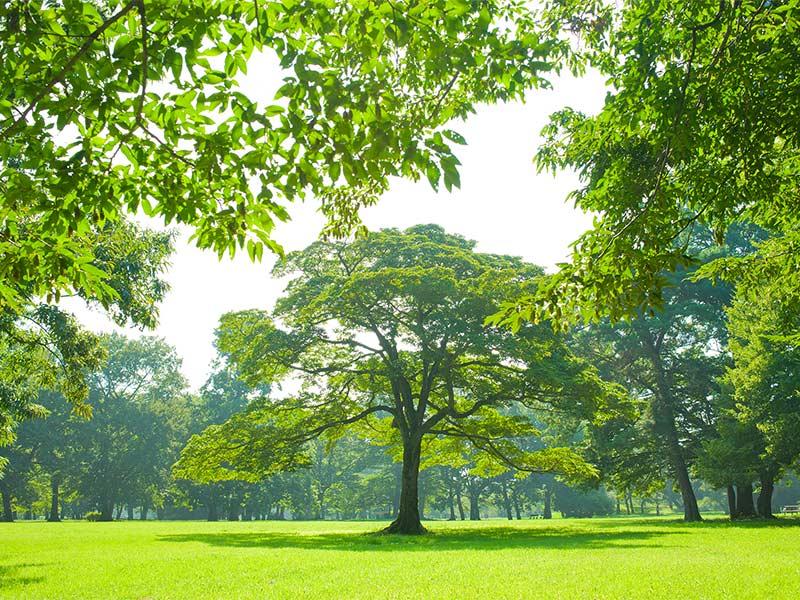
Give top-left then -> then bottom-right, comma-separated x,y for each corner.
85,511 -> 103,522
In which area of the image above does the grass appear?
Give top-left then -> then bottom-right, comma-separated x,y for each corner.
1,516 -> 800,599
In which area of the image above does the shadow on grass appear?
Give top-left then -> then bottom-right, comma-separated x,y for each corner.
156,522 -> 688,553
0,563 -> 47,590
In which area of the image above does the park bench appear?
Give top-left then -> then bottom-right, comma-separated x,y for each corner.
781,505 -> 800,514
529,513 -> 544,519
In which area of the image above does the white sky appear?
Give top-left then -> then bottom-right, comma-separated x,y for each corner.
64,63 -> 607,391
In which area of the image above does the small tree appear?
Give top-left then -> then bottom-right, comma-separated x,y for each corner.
177,225 -> 620,534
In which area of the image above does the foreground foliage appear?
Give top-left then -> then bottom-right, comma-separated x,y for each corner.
1,518 -> 800,599
494,0 -> 800,327
0,0 -> 554,309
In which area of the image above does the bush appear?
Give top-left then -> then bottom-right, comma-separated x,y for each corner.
85,511 -> 103,522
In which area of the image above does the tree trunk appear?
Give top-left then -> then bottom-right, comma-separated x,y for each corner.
227,504 -> 240,521
735,482 -> 757,517
140,501 -> 149,521
726,485 -> 737,520
757,472 -> 775,519
383,437 -> 425,534
447,483 -> 456,521
100,498 -> 114,521
1,485 -> 13,522
207,497 -> 218,522
115,504 -> 123,520
469,487 -> 481,521
671,451 -> 702,521
502,480 -> 513,520
47,477 -> 60,522
649,346 -> 702,522
512,490 -> 522,520
456,485 -> 465,520
543,487 -> 552,519
126,504 -> 134,520
616,497 -> 621,515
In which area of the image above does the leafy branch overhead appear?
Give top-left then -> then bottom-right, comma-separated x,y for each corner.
493,0 -> 800,327
0,0 -> 559,309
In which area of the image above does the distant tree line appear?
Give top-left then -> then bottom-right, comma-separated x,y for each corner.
2,224 -> 798,529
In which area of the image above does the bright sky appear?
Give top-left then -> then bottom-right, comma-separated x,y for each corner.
64,64 -> 607,391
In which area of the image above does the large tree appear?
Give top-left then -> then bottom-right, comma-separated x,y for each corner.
0,0 -> 561,308
495,0 -> 800,325
0,221 -> 172,463
176,225 -> 620,533
723,282 -> 800,517
75,333 -> 188,520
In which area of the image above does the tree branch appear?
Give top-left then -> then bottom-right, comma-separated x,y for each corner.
0,1 -> 141,142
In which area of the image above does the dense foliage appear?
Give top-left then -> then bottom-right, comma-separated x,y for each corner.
0,0 -> 559,309
175,226 -> 620,533
493,0 -> 800,327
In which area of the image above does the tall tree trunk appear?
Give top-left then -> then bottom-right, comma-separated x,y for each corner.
616,497 -> 621,515
207,496 -> 218,522
1,485 -> 13,522
127,504 -> 134,520
669,446 -> 702,521
726,485 -> 737,520
502,480 -> 513,520
735,482 -> 757,517
469,486 -> 481,521
756,472 -> 775,519
447,483 -> 456,521
140,501 -> 149,521
47,477 -> 60,522
650,346 -> 702,522
543,487 -> 552,519
100,497 -> 114,521
383,437 -> 425,534
456,485 -> 465,520
115,504 -> 123,520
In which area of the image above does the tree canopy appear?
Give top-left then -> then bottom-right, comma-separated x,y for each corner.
1,0 -> 559,310
175,225 -> 622,533
493,0 -> 800,327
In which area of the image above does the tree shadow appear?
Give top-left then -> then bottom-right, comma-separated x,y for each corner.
0,563 -> 47,590
157,522 -> 689,553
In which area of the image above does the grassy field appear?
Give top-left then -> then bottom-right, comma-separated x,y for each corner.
1,516 -> 799,599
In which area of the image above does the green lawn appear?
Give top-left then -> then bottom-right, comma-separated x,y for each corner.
1,516 -> 799,599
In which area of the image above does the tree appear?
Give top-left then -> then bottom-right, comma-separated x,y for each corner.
176,225 -> 619,533
495,0 -> 800,326
0,220 -> 172,467
74,334 -> 188,520
0,0 -> 562,309
724,282 -> 800,518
